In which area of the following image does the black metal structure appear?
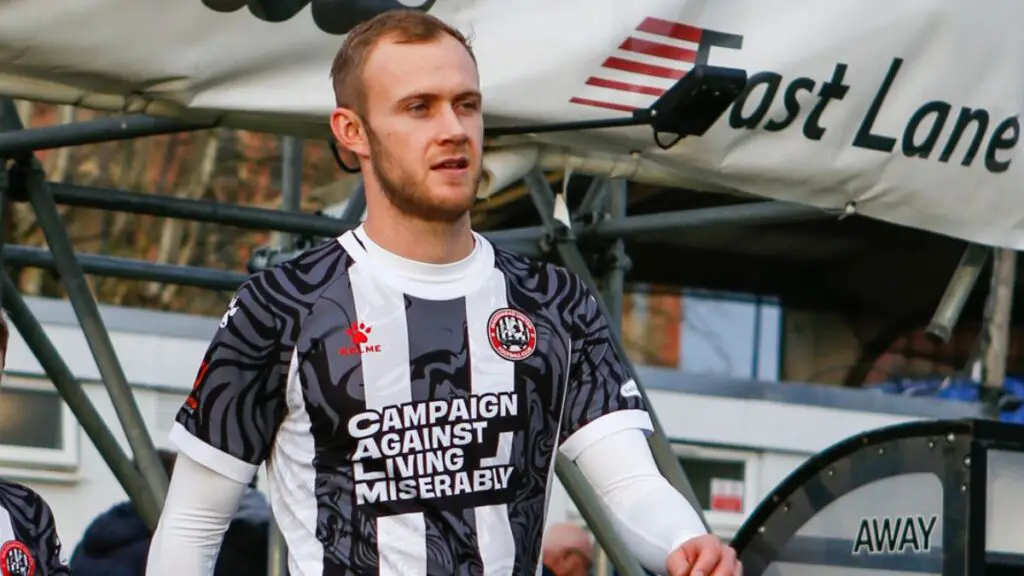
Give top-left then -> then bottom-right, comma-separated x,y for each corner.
484,64 -> 748,140
732,418 -> 1024,576
0,100 -> 834,574
0,93 -> 1012,574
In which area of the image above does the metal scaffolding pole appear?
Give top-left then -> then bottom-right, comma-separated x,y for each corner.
555,456 -> 645,576
19,161 -> 169,508
3,239 -> 532,290
0,99 -> 12,306
279,136 -> 303,250
602,179 -> 628,324
522,169 -> 711,532
4,245 -> 246,291
488,200 -> 833,246
46,182 -> 356,237
0,171 -> 6,307
36,180 -> 829,252
587,200 -> 830,239
267,137 -> 302,576
0,114 -> 212,157
588,177 -> 646,576
926,243 -> 990,343
0,273 -> 161,528
578,178 -> 611,222
982,249 -> 1018,399
267,531 -> 288,576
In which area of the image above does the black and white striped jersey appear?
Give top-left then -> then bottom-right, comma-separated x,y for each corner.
0,479 -> 70,576
172,227 -> 652,576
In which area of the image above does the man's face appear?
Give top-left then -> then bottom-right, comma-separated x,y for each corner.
351,34 -> 484,222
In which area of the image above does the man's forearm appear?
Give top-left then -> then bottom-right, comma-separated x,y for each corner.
146,453 -> 249,575
573,428 -> 707,575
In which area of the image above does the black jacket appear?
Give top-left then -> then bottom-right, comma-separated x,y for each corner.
71,487 -> 272,576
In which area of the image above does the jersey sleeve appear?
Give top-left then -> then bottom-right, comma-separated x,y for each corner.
559,283 -> 654,461
170,277 -> 289,484
32,497 -> 70,576
0,480 -> 70,575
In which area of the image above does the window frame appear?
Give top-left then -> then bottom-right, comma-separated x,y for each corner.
672,442 -> 761,537
0,375 -> 80,471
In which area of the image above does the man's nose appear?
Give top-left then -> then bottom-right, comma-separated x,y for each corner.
436,105 -> 469,144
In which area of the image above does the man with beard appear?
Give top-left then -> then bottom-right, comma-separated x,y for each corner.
146,9 -> 740,576
0,313 -> 72,576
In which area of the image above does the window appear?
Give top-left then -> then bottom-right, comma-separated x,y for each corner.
677,292 -> 781,381
620,287 -> 782,381
0,376 -> 79,471
673,443 -> 760,537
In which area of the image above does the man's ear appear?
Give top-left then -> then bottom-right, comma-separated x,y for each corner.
330,107 -> 370,159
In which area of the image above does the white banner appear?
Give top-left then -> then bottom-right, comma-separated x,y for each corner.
0,0 -> 1021,247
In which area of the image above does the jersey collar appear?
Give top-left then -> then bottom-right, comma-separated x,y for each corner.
338,226 -> 496,300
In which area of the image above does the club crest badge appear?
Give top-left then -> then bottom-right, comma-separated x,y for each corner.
488,308 -> 537,361
0,540 -> 35,576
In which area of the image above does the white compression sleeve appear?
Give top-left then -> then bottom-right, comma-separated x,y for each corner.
145,452 -> 249,576
574,428 -> 707,576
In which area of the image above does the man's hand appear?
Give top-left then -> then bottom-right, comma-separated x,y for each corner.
666,534 -> 742,576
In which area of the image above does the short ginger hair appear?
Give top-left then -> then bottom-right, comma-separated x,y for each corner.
329,10 -> 477,115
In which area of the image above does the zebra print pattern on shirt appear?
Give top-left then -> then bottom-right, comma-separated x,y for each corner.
174,232 -> 650,576
177,239 -> 352,467
492,248 -> 643,441
0,479 -> 70,576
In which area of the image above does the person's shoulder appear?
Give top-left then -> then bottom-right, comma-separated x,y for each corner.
243,238 -> 353,307
491,245 -> 592,323
0,478 -> 46,507
492,245 -> 581,288
0,477 -> 56,526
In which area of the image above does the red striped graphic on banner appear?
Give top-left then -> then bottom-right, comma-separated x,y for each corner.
570,17 -> 701,112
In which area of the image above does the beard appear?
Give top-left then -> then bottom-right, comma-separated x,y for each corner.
366,125 -> 481,223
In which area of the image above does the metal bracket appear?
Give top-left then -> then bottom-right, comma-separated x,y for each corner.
926,244 -> 990,343
536,223 -> 574,256
5,158 -> 31,203
578,177 -> 612,222
601,245 -> 633,276
0,113 -> 212,157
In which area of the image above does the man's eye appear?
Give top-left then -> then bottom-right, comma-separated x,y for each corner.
407,103 -> 428,113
